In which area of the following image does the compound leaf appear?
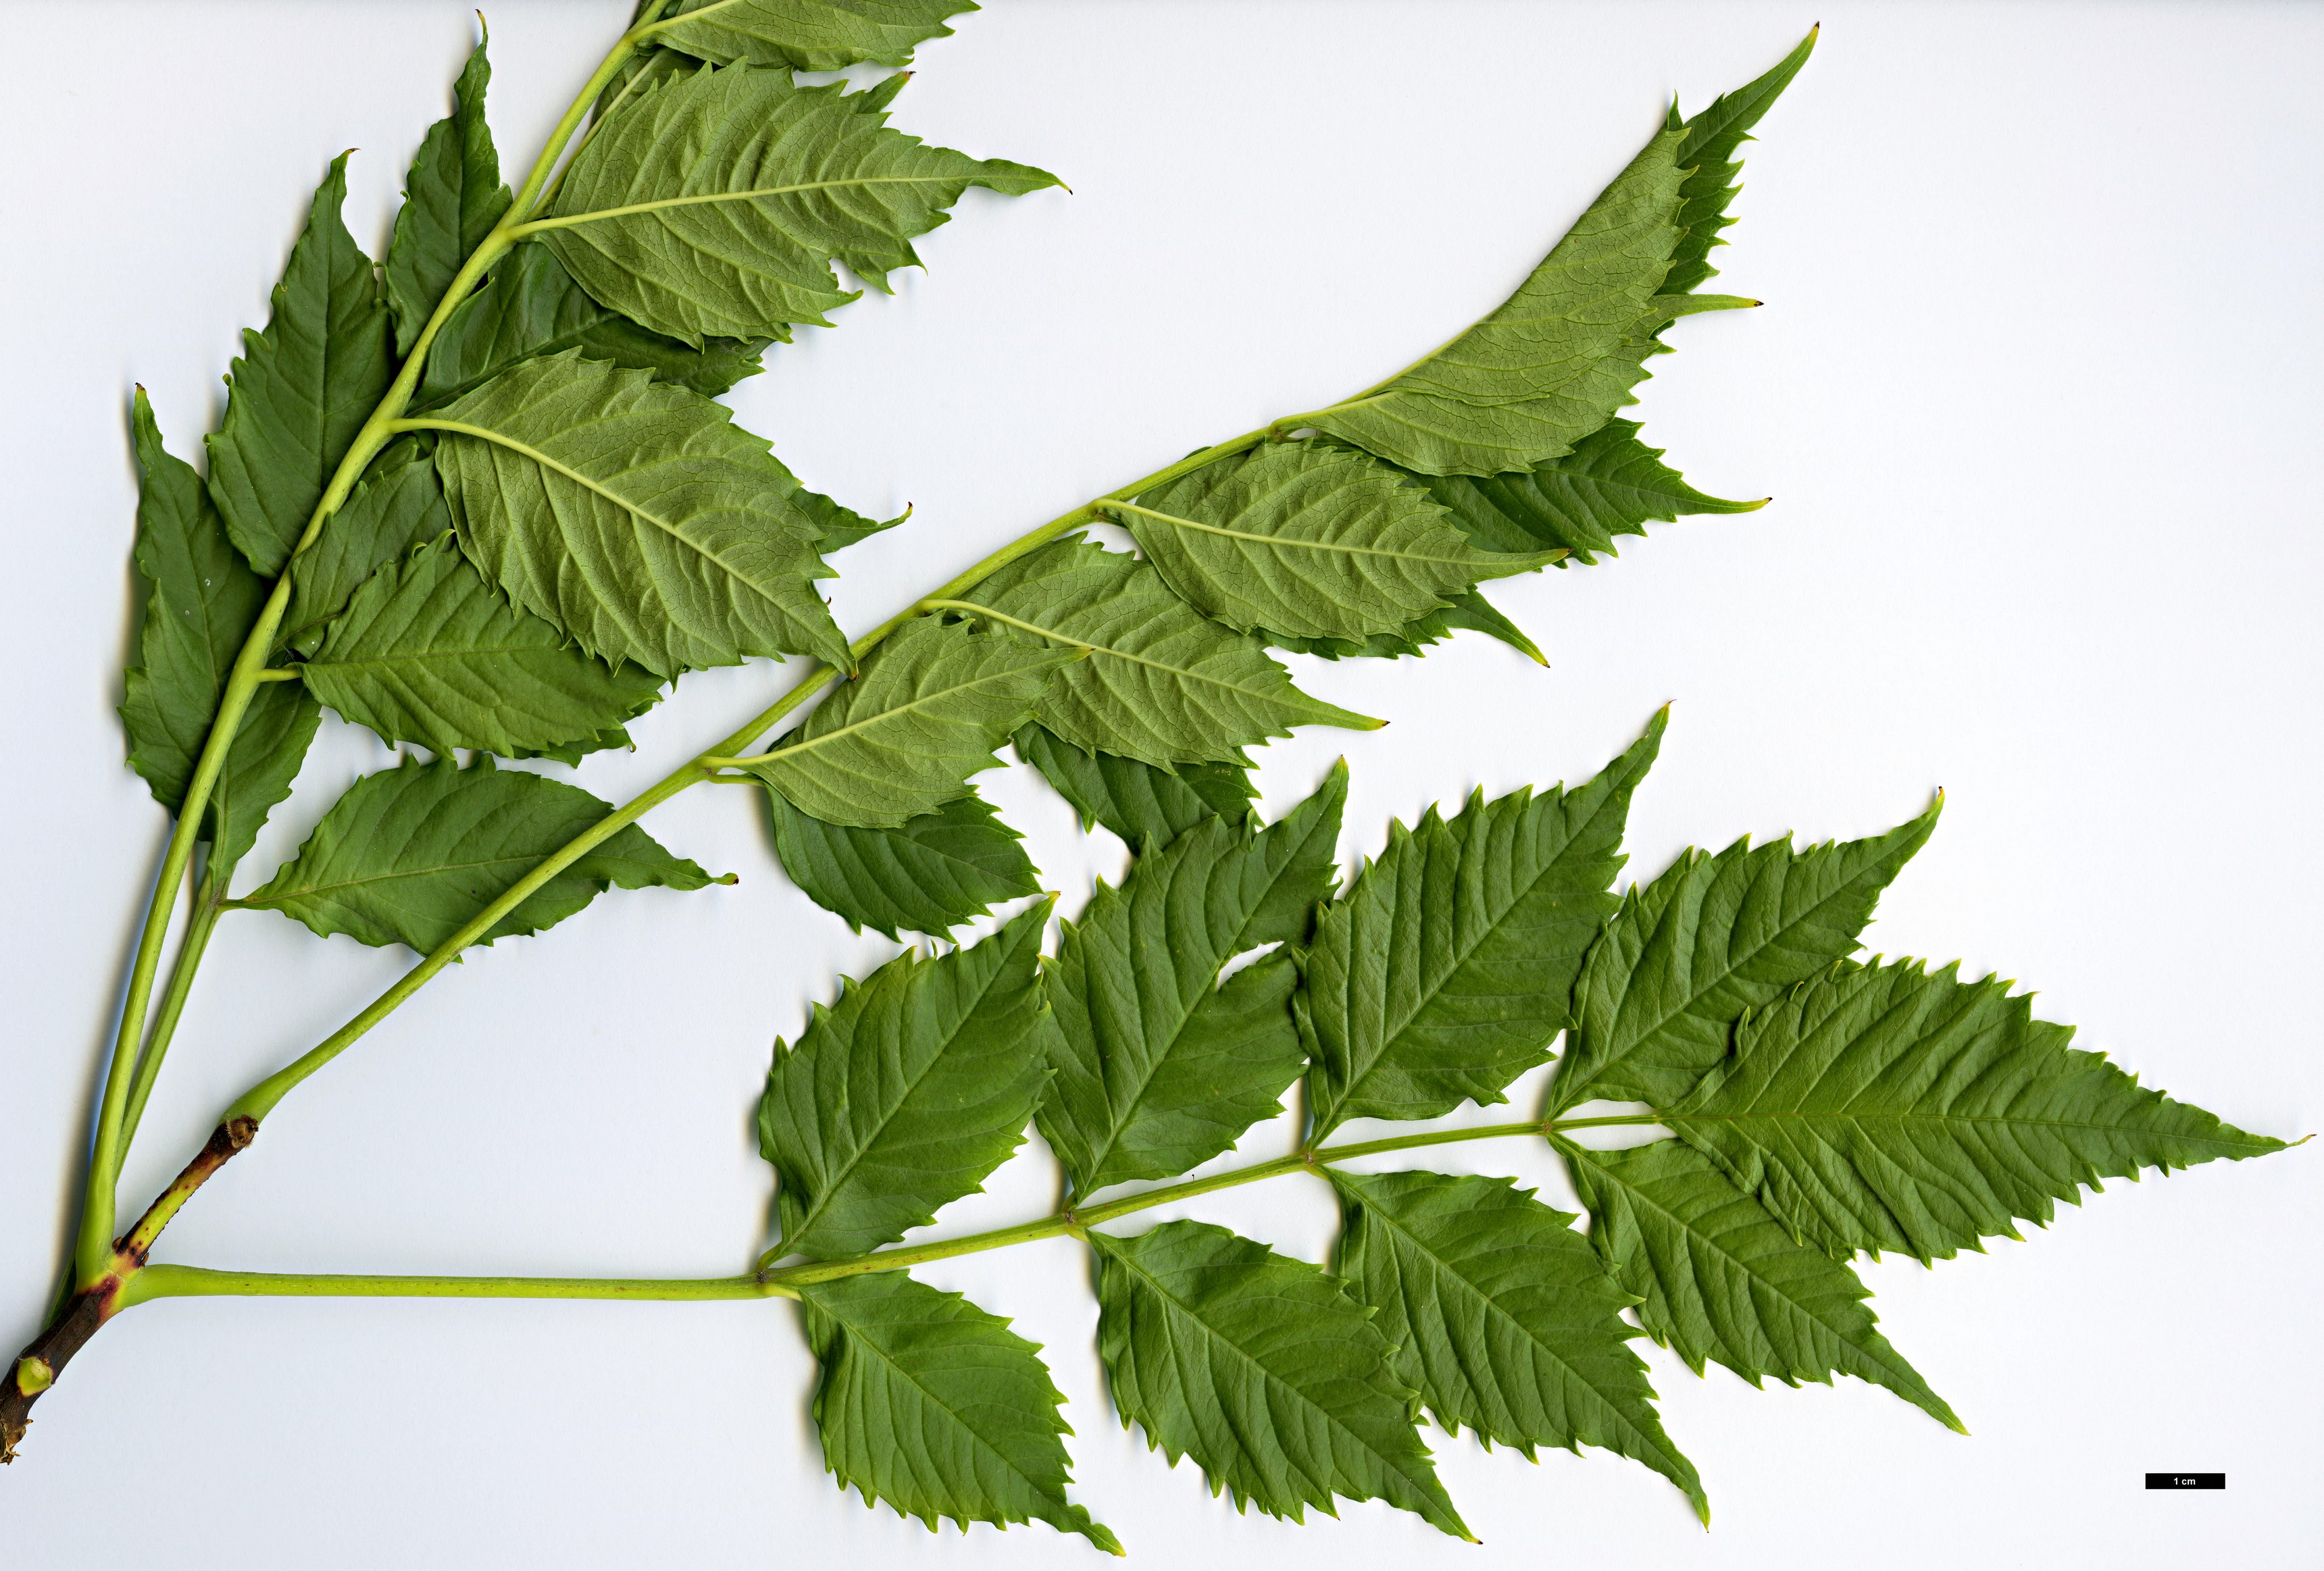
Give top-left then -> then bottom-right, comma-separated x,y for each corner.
763,902 -> 1053,1261
1669,960 -> 2292,1262
539,63 -> 1057,346
384,34 -> 511,356
1119,442 -> 1556,644
239,754 -> 716,950
1421,419 -> 1763,564
206,154 -> 395,575
1330,1168 -> 1706,1523
426,351 -> 849,677
415,241 -> 769,408
767,787 -> 1037,939
1303,712 -> 1663,1139
949,537 -> 1380,767
1090,1220 -> 1469,1539
1013,723 -> 1253,850
121,390 -> 320,871
278,438 -> 453,658
651,0 -> 979,71
1548,801 -> 1941,1114
299,535 -> 663,762
799,1271 -> 1119,1553
744,617 -> 1078,829
1559,1134 -> 1961,1431
1036,765 -> 1344,1195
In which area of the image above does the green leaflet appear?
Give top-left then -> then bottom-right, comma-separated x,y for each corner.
537,63 -> 1058,346
205,154 -> 395,575
1303,125 -> 1747,477
651,0 -> 979,70
1119,442 -> 1557,644
120,390 -> 320,871
238,754 -> 717,951
1269,588 -> 1546,667
299,536 -> 664,763
1548,801 -> 1942,1113
1663,28 -> 1818,298
767,788 -> 1037,939
1013,723 -> 1253,850
1559,1134 -> 1961,1431
744,617 -> 1079,829
945,537 -> 1381,767
798,1272 -> 1119,1553
415,242 -> 769,409
384,34 -> 511,356
424,352 -> 851,677
762,902 -> 1053,1260
1330,1169 -> 1707,1524
1421,419 -> 1763,564
1668,960 -> 2291,1263
1303,713 -> 1664,1139
278,438 -> 453,659
1036,767 -> 1344,1195
1090,1221 -> 1469,1540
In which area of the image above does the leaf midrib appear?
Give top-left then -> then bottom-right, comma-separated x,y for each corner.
1670,1108 -> 2272,1152
1111,500 -> 1494,568
759,661 -> 1059,773
536,176 -> 971,233
253,845 -> 583,906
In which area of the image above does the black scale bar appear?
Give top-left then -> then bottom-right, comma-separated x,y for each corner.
2145,1473 -> 2225,1490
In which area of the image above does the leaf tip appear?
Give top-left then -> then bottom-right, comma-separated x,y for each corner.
711,872 -> 739,886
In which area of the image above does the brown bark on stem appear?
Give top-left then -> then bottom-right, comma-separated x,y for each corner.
1,1118 -> 256,1462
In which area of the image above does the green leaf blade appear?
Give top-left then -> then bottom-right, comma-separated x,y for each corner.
299,535 -> 664,761
767,788 -> 1038,939
1305,713 -> 1665,1139
1330,1168 -> 1706,1522
745,617 -> 1079,829
1669,960 -> 2292,1262
385,35 -> 513,356
1421,419 -> 1763,564
957,538 -> 1380,767
1550,799 -> 1942,1113
240,755 -> 714,951
1013,723 -> 1254,850
1090,1220 -> 1469,1539
205,154 -> 396,575
428,351 -> 851,677
1036,767 -> 1346,1194
279,438 -> 454,659
653,0 -> 980,71
540,63 -> 1058,346
1664,27 -> 1817,298
762,902 -> 1054,1262
800,1271 -> 1119,1553
1560,1134 -> 1961,1431
1122,442 -> 1556,644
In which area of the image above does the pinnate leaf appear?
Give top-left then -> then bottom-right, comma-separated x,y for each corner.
206,154 -> 395,575
1090,1220 -> 1469,1539
744,617 -> 1078,829
1421,419 -> 1763,564
1330,1168 -> 1707,1522
1669,960 -> 2292,1262
1013,723 -> 1253,850
121,390 -> 320,871
278,438 -> 453,659
799,1271 -> 1120,1553
1548,800 -> 1941,1113
539,63 -> 1057,346
299,536 -> 663,763
651,0 -> 978,71
762,902 -> 1053,1261
239,755 -> 716,951
426,351 -> 850,677
384,34 -> 511,356
1303,712 -> 1663,1139
1119,442 -> 1556,644
1559,1134 -> 1961,1431
1037,766 -> 1345,1194
767,788 -> 1037,939
949,537 -> 1380,767
416,242 -> 768,408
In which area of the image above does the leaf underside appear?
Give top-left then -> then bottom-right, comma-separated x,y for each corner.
653,0 -> 980,72
767,787 -> 1037,939
241,754 -> 713,951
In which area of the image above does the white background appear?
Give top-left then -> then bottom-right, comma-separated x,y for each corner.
1,1 -> 2317,1564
